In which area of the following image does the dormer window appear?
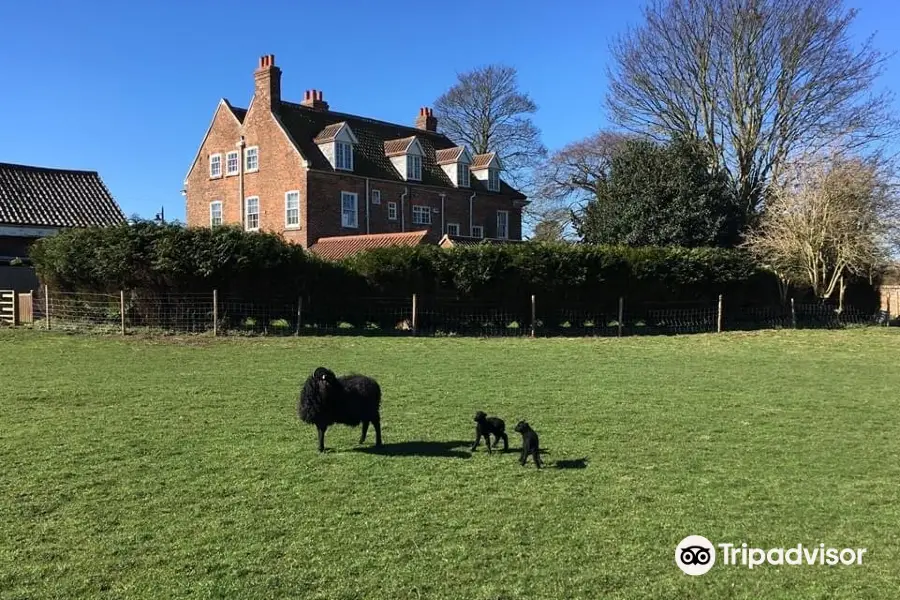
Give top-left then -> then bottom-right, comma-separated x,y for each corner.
314,122 -> 358,172
384,136 -> 425,182
407,154 -> 422,181
436,146 -> 472,188
458,163 -> 470,187
488,169 -> 500,192
335,141 -> 353,170
470,152 -> 502,192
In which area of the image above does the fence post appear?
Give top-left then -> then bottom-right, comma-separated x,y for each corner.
11,291 -> 19,326
120,290 -> 126,336
791,297 -> 797,329
296,296 -> 302,336
213,289 -> 218,336
717,294 -> 724,333
44,284 -> 51,330
411,293 -> 418,334
530,294 -> 536,338
618,297 -> 624,338
886,295 -> 891,327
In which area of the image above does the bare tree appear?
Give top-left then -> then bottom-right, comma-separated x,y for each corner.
537,131 -> 631,210
742,152 -> 898,308
434,64 -> 547,200
606,0 -> 897,219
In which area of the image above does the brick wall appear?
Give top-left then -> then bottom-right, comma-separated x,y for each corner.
306,171 -> 522,245
184,103 -> 308,246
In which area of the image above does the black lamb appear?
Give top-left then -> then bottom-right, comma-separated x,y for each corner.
297,366 -> 383,452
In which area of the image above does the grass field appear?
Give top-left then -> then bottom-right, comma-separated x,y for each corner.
1,328 -> 900,599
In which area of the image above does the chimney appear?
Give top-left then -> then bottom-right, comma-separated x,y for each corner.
254,54 -> 281,112
301,89 -> 330,111
415,107 -> 437,132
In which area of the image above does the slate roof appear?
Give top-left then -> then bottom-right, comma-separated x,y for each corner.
0,162 -> 126,228
263,102 -> 526,200
308,230 -> 431,261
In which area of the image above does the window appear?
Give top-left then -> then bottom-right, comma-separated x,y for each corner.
457,163 -> 470,187
488,168 -> 500,192
209,153 -> 222,178
412,205 -> 431,225
210,201 -> 223,227
447,223 -> 460,236
371,189 -> 381,205
245,146 -> 259,172
341,192 -> 358,228
245,196 -> 260,231
226,151 -> 239,176
407,154 -> 422,181
285,191 -> 300,228
496,210 -> 509,239
471,225 -> 484,238
335,141 -> 353,171
387,201 -> 398,221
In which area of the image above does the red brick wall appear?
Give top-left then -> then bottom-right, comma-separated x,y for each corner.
306,171 -> 523,245
184,103 -> 244,228
184,102 -> 308,246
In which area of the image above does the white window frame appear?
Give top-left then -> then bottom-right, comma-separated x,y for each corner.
341,192 -> 358,228
387,201 -> 398,221
245,196 -> 260,231
226,151 -> 239,176
245,146 -> 259,173
285,191 -> 300,228
488,168 -> 500,192
471,225 -> 484,238
496,210 -> 509,239
447,223 -> 460,236
209,153 -> 222,178
210,201 -> 223,227
335,141 -> 353,171
457,163 -> 470,187
412,205 -> 431,225
371,189 -> 381,205
407,154 -> 422,181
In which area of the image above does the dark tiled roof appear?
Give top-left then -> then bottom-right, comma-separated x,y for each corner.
470,152 -> 497,170
435,147 -> 466,165
0,162 -> 126,228
313,122 -> 346,143
309,230 -> 431,261
268,102 -> 526,199
438,234 -> 524,248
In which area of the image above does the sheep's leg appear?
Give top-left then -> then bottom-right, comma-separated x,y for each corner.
317,425 -> 327,453
359,421 -> 369,444
372,416 -> 382,447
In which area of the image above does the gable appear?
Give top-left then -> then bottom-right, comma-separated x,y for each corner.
183,99 -> 244,184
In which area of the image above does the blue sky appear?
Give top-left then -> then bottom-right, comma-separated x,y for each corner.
1,0 -> 898,222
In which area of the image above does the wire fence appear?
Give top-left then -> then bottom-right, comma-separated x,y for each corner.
2,287 -> 890,338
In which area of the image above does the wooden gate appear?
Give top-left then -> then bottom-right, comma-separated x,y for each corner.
0,290 -> 33,325
0,290 -> 13,325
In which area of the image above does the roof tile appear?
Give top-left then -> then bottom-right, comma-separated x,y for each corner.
435,147 -> 466,165
470,153 -> 497,170
0,162 -> 126,228
308,230 -> 431,261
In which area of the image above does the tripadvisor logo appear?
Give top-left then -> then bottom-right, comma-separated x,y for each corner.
675,535 -> 867,575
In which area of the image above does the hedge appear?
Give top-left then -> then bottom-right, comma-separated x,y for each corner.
27,222 -> 797,310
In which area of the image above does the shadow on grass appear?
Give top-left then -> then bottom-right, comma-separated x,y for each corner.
554,457 -> 588,469
350,440 -> 473,459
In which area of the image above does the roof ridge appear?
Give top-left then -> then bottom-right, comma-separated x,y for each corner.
279,102 -> 452,141
0,162 -> 100,176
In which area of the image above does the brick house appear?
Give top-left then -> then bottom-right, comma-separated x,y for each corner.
183,55 -> 528,249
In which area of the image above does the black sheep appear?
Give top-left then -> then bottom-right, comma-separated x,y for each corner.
471,410 -> 509,453
297,366 -> 383,452
514,420 -> 542,468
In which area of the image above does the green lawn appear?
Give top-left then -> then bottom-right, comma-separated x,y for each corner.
1,328 -> 899,599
